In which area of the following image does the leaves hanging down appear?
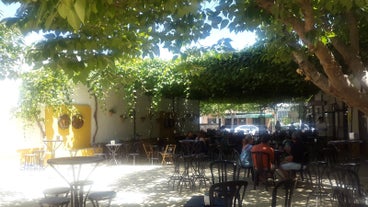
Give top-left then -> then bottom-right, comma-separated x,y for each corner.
16,68 -> 75,125
86,58 -> 190,114
182,44 -> 319,103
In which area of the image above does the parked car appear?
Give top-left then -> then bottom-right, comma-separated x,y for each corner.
284,123 -> 315,132
254,125 -> 270,135
234,125 -> 258,135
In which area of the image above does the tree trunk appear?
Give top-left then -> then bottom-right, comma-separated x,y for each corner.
256,0 -> 368,115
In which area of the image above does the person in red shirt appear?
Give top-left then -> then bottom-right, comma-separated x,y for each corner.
251,135 -> 275,170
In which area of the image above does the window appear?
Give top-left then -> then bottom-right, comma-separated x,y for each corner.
208,118 -> 217,124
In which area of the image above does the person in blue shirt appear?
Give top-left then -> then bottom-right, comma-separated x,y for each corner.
240,135 -> 254,167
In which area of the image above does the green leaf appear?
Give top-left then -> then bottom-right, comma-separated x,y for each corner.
67,11 -> 81,31
74,0 -> 86,24
354,0 -> 367,8
57,2 -> 69,19
220,19 -> 229,29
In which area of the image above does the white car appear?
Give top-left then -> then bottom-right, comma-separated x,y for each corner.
234,125 -> 259,135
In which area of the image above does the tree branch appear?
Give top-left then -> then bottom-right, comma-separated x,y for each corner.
330,37 -> 364,76
256,0 -> 308,41
297,0 -> 314,32
292,50 -> 329,92
346,11 -> 359,52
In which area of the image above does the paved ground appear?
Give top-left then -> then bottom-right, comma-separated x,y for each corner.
1,157 -> 368,207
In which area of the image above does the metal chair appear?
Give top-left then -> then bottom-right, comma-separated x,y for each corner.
251,151 -> 275,190
210,160 -> 239,184
305,161 -> 330,206
271,179 -> 297,207
39,197 -> 70,207
43,187 -> 70,198
88,190 -> 116,207
328,166 -> 367,206
208,180 -> 248,207
168,154 -> 182,190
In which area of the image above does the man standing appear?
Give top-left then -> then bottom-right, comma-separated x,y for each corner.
316,116 -> 327,145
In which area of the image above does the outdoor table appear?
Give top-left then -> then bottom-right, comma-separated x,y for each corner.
47,156 -> 104,207
328,139 -> 363,161
105,143 -> 122,165
43,139 -> 63,158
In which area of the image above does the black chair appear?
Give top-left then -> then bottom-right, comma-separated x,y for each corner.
209,180 -> 248,207
210,160 -> 239,184
328,166 -> 367,206
305,161 -> 330,206
271,179 -> 296,207
251,151 -> 275,190
168,154 -> 182,190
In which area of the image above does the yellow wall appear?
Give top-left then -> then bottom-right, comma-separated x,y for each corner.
45,105 -> 91,149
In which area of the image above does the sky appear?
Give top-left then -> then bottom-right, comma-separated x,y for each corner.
0,2 -> 256,58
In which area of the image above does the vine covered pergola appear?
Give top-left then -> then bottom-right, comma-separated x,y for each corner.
2,0 -> 366,121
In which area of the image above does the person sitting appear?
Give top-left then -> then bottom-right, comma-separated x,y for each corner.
251,134 -> 275,188
240,135 -> 254,168
278,131 -> 307,179
251,134 -> 275,170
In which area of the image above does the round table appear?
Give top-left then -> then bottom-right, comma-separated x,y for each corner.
105,143 -> 122,165
47,156 -> 104,207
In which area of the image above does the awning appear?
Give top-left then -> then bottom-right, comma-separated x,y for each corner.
225,113 -> 273,118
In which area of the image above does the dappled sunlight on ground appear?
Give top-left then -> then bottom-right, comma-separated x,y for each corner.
1,158 -> 368,206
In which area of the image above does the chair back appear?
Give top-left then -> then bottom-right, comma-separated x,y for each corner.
160,144 -> 176,165
251,151 -> 274,190
305,161 -> 328,190
209,180 -> 248,207
232,149 -> 241,166
142,143 -> 153,160
271,179 -> 296,207
328,166 -> 364,206
251,151 -> 271,171
210,160 -> 239,184
164,144 -> 176,154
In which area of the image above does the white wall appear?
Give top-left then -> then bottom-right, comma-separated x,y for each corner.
72,84 -> 199,144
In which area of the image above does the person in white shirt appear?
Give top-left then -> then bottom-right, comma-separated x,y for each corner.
316,116 -> 327,145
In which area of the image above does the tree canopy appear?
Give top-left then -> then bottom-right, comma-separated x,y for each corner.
3,0 -> 367,115
2,0 -> 211,80
207,0 -> 368,114
183,44 -> 318,103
